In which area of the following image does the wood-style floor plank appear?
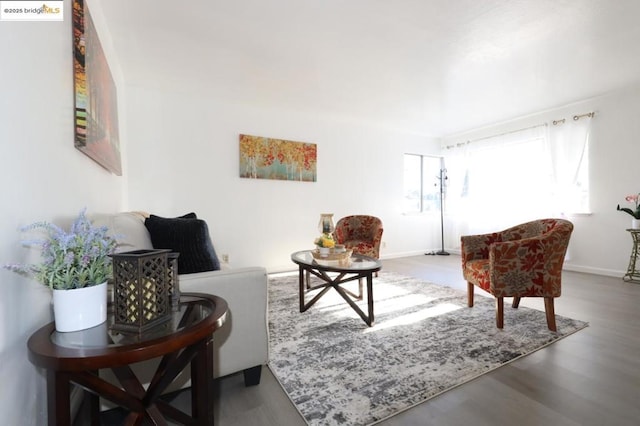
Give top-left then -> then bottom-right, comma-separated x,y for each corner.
93,254 -> 640,426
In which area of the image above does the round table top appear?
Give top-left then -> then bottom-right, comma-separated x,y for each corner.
27,293 -> 228,371
291,250 -> 382,273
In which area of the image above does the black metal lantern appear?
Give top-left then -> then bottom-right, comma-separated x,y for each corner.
110,249 -> 172,332
167,252 -> 180,310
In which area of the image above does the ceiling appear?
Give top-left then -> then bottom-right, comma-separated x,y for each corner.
100,0 -> 640,136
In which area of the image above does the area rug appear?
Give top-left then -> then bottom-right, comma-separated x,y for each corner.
268,271 -> 588,426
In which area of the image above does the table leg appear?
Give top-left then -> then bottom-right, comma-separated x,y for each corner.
367,272 -> 374,325
192,337 -> 214,425
299,266 -> 305,312
87,379 -> 100,426
48,370 -> 71,426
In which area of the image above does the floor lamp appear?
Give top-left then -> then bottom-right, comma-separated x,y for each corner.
433,168 -> 449,255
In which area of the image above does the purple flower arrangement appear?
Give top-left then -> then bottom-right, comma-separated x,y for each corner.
3,209 -> 118,290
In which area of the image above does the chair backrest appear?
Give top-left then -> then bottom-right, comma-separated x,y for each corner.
461,218 -> 573,267
334,215 -> 383,242
499,218 -> 573,243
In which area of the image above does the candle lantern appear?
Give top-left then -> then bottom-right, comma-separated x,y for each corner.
110,249 -> 172,332
167,252 -> 181,310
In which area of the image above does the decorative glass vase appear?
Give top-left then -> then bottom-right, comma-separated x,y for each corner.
318,213 -> 335,235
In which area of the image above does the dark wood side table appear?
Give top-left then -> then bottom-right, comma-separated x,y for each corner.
623,229 -> 640,283
27,293 -> 228,426
291,250 -> 382,326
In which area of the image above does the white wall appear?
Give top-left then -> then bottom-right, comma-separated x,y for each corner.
124,83 -> 442,272
442,85 -> 640,277
0,2 -> 441,422
0,1 -> 125,424
5,1 -> 639,424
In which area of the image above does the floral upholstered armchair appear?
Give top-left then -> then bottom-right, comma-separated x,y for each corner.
460,218 -> 573,331
334,215 -> 384,259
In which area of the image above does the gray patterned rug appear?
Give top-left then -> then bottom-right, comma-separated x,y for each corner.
268,271 -> 588,426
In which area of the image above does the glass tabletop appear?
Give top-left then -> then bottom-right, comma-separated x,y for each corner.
51,294 -> 213,349
291,250 -> 382,272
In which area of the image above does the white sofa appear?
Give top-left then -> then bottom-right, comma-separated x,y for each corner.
91,212 -> 269,387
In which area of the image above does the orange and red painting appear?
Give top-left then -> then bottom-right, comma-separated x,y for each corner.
73,0 -> 121,175
239,134 -> 317,182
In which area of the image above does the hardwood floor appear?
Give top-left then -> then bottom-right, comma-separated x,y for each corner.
97,254 -> 640,425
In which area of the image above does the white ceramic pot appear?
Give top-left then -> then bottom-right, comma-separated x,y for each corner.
52,282 -> 107,332
633,218 -> 640,229
319,247 -> 330,257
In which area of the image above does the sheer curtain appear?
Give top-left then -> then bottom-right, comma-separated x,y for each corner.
548,118 -> 592,214
445,125 -> 555,248
443,122 -> 586,251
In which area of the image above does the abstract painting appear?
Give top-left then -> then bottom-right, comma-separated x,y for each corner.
73,0 -> 122,175
239,134 -> 317,182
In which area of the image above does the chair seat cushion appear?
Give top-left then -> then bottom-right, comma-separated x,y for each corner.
465,259 -> 491,292
344,240 -> 377,258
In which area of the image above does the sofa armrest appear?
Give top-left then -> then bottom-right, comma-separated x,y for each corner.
178,267 -> 269,378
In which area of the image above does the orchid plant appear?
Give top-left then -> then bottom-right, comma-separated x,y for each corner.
617,194 -> 640,219
3,209 -> 118,290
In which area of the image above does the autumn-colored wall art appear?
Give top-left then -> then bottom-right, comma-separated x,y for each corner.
73,0 -> 122,175
239,134 -> 317,182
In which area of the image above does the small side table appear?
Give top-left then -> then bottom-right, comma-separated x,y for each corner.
623,229 -> 640,283
28,293 -> 228,426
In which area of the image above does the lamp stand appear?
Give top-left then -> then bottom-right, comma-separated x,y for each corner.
436,168 -> 449,255
427,167 -> 449,256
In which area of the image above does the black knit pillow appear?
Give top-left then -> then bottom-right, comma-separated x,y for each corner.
144,214 -> 220,274
178,212 -> 198,219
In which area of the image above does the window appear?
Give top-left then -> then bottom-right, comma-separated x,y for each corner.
403,154 -> 442,213
443,118 -> 591,241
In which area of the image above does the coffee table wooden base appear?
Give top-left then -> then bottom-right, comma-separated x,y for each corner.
298,266 -> 376,326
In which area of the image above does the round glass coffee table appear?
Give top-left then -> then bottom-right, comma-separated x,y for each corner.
291,250 -> 382,326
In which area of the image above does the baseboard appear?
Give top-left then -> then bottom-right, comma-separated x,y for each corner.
268,250 -> 625,280
381,250 -> 436,259
267,250 -> 444,274
563,263 -> 625,278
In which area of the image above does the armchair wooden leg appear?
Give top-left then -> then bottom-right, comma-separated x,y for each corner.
512,296 -> 521,309
496,297 -> 504,329
544,297 -> 557,332
467,282 -> 474,307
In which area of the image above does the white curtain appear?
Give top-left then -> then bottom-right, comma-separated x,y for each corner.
445,125 -> 554,248
547,118 -> 591,214
443,122 -> 588,251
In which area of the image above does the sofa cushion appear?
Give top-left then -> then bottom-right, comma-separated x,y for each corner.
91,212 -> 154,252
144,214 -> 220,274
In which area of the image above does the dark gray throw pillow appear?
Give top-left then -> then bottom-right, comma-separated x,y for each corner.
144,214 -> 221,274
